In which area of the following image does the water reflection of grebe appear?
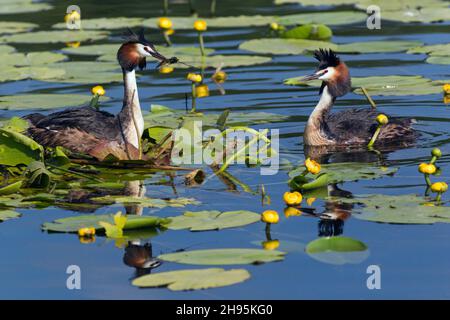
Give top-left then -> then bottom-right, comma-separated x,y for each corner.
123,241 -> 162,278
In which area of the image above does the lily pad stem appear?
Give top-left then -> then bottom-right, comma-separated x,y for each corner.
191,83 -> 196,112
89,94 -> 100,110
361,87 -> 376,109
265,223 -> 272,240
163,30 -> 172,46
367,124 -> 382,148
198,32 -> 206,56
210,0 -> 216,16
430,155 -> 438,165
163,0 -> 169,15
425,174 -> 432,187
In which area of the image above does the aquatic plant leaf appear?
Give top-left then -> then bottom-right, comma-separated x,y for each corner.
0,45 -> 15,54
43,61 -> 122,84
0,94 -> 109,111
0,210 -> 21,222
407,43 -> 450,56
0,66 -> 66,82
281,24 -> 332,40
336,194 -> 450,224
25,161 -> 51,188
284,75 -> 443,96
143,15 -> 276,29
132,268 -> 250,291
426,56 -> 450,65
381,7 -> 450,23
167,210 -> 260,231
289,162 -> 397,190
278,11 -> 366,26
158,248 -> 285,265
0,128 -> 43,166
337,40 -> 423,53
274,0 -> 356,5
91,195 -> 200,208
52,17 -> 144,30
0,181 -> 23,195
305,236 -> 370,265
42,214 -> 170,233
239,38 -> 337,55
0,21 -> 38,34
0,117 -> 28,132
173,54 -> 272,69
0,52 -> 67,67
0,30 -> 109,43
0,1 -> 52,14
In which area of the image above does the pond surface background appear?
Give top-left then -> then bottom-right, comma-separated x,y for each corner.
1,0 -> 450,299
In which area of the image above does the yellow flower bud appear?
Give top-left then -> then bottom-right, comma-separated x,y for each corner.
78,227 -> 96,237
443,83 -> 450,95
195,84 -> 210,98
158,17 -> 173,30
159,66 -> 174,74
418,163 -> 437,175
284,207 -> 302,218
270,22 -> 279,31
262,239 -> 280,250
431,182 -> 448,193
431,148 -> 442,158
165,29 -> 175,36
305,158 -> 321,174
212,70 -> 227,83
194,20 -> 207,32
66,41 -> 80,48
91,85 -> 105,96
376,114 -> 389,125
187,73 -> 202,83
261,210 -> 279,224
283,191 -> 302,206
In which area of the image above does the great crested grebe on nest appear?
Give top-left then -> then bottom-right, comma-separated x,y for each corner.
301,49 -> 418,148
24,29 -> 177,161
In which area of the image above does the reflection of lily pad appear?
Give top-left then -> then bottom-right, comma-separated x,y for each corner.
284,75 -> 443,96
337,194 -> 450,224
0,21 -> 38,34
52,17 -> 144,30
239,38 -> 337,55
0,30 -> 109,43
167,210 -> 260,231
158,248 -> 285,265
306,236 -> 369,265
0,94 -> 109,111
132,268 -> 250,291
0,210 -> 21,222
42,214 -> 170,233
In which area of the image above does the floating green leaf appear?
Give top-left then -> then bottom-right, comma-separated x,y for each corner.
143,16 -> 275,29
239,38 -> 337,55
278,11 -> 367,26
0,66 -> 66,82
0,0 -> 52,14
336,194 -> 450,224
0,181 -> 22,195
0,30 -> 109,43
158,248 -> 285,265
305,236 -> 370,265
0,52 -> 67,67
337,40 -> 423,53
91,195 -> 200,208
407,43 -> 450,56
0,21 -> 38,34
132,268 -> 250,291
0,210 -> 21,222
52,17 -> 144,30
42,213 -> 170,233
426,56 -> 450,65
173,54 -> 272,69
0,128 -> 43,166
0,94 -> 109,111
281,24 -> 332,40
167,210 -> 261,231
0,45 -> 15,54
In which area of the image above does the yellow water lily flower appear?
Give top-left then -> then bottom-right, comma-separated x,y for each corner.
305,158 -> 321,174
159,66 -> 174,74
444,95 -> 450,104
158,17 -> 173,30
64,10 -> 81,23
194,20 -> 207,32
418,163 -> 437,175
270,22 -> 280,31
262,239 -> 280,250
91,85 -> 105,96
187,73 -> 202,83
78,227 -> 96,237
212,70 -> 227,83
376,114 -> 389,125
443,84 -> 450,95
165,29 -> 175,36
66,41 -> 80,48
261,210 -> 279,224
431,182 -> 448,193
195,84 -> 210,98
284,207 -> 302,218
283,191 -> 302,206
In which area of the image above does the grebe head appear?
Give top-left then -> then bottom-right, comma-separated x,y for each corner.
117,28 -> 168,71
301,49 -> 351,97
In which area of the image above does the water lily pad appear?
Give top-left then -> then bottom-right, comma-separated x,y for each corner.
0,30 -> 109,44
0,66 -> 66,82
239,38 -> 337,55
337,40 -> 423,53
426,56 -> 450,65
0,181 -> 23,195
306,236 -> 370,265
91,195 -> 200,208
0,21 -> 38,34
281,24 -> 332,40
0,210 -> 21,222
158,248 -> 285,265
0,128 -> 43,166
382,7 -> 450,23
0,94 -> 108,111
43,61 -> 122,84
0,45 -> 14,54
274,0 -> 357,5
143,15 -> 276,29
337,194 -> 450,224
278,11 -> 367,26
52,17 -> 144,30
284,75 -> 443,96
0,52 -> 67,67
42,213 -> 170,233
132,268 -> 250,291
167,210 -> 260,231
407,43 -> 450,56
0,0 -> 52,14
173,54 -> 272,69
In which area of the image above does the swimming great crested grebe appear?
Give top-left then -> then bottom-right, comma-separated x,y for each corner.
24,29 -> 170,160
301,49 -> 417,147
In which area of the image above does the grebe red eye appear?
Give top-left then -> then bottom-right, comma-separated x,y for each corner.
322,69 -> 328,74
